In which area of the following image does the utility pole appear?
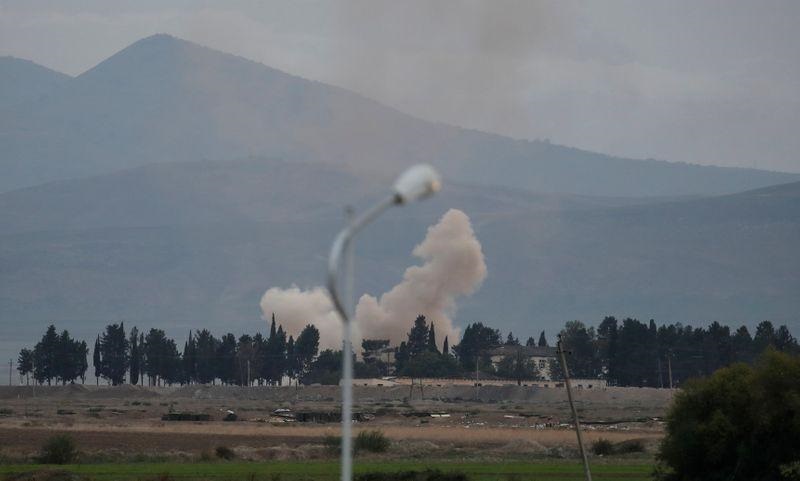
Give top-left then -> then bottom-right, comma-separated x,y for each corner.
557,337 -> 592,481
8,359 -> 12,386
247,360 -> 251,387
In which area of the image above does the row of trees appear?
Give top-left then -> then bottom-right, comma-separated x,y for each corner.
558,317 -> 799,387
17,316 -> 799,387
17,326 -> 88,385
19,316 -> 320,387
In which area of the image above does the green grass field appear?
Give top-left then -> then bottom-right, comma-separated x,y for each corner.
0,460 -> 655,480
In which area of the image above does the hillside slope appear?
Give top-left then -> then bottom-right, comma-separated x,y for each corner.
1,160 -> 797,363
0,56 -> 70,109
1,34 -> 796,195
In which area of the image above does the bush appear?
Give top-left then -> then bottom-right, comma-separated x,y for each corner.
780,462 -> 800,481
657,349 -> 800,481
356,469 -> 468,481
215,445 -> 236,460
615,439 -> 645,454
355,430 -> 390,453
591,438 -> 613,456
323,435 -> 341,454
324,431 -> 390,454
38,434 -> 79,464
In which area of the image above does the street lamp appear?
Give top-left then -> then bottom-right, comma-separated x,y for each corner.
327,164 -> 441,481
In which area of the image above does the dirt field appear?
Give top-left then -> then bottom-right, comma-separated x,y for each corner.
0,384 -> 673,462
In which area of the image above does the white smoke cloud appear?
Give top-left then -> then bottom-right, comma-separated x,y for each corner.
354,209 -> 486,350
259,208 -> 486,352
259,285 -> 348,351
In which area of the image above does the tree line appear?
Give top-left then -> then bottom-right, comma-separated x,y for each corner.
16,315 -> 799,387
557,317 -> 799,387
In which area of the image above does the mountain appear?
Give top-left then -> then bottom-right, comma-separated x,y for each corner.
0,56 -> 70,109
1,34 -> 797,195
1,159 -> 797,364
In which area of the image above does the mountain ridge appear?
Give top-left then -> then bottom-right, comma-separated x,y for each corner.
1,34 -> 797,195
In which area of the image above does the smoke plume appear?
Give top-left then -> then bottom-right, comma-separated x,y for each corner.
259,208 -> 486,351
354,209 -> 486,350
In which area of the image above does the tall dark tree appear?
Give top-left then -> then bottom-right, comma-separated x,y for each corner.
182,331 -> 197,385
754,320 -> 777,352
93,335 -> 102,385
17,348 -> 33,385
597,316 -> 619,383
76,341 -> 88,384
294,325 -> 320,376
613,318 -> 653,386
33,325 -> 59,385
775,325 -> 799,354
285,335 -> 297,383
252,332 -> 266,385
538,331 -> 549,347
407,315 -> 430,357
505,332 -> 520,346
236,334 -> 259,386
732,325 -> 754,363
301,349 -> 342,385
442,336 -> 450,357
195,329 -> 218,384
99,323 -> 129,385
453,322 -> 501,371
129,327 -> 140,386
558,321 -> 599,378
525,336 -> 536,347
428,321 -> 438,353
216,333 -> 237,385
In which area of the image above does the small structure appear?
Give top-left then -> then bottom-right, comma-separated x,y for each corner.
361,339 -> 397,375
486,345 -> 558,380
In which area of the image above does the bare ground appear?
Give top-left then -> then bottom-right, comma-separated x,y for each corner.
0,385 -> 672,461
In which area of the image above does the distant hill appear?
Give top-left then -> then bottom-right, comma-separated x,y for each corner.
1,34 -> 797,195
0,56 -> 70,109
1,159 -> 797,364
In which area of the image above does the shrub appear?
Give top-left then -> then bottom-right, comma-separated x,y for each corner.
215,445 -> 236,460
657,349 -> 800,481
355,430 -> 390,453
591,438 -> 613,456
356,469 -> 468,481
780,462 -> 800,481
38,434 -> 78,464
323,435 -> 341,454
324,431 -> 390,454
615,439 -> 645,454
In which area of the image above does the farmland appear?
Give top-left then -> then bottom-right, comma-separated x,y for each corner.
0,384 -> 671,480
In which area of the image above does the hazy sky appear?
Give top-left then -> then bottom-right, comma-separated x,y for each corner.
2,0 -> 799,172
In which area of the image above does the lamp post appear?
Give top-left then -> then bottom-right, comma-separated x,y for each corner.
327,164 -> 441,481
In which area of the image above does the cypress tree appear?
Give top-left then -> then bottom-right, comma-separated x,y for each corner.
442,336 -> 449,357
428,322 -> 438,353
538,331 -> 548,347
93,335 -> 101,385
129,329 -> 140,385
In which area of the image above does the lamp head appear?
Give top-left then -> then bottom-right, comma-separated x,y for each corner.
392,164 -> 441,204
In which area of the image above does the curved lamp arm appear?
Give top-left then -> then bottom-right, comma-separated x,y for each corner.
327,194 -> 398,321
